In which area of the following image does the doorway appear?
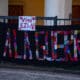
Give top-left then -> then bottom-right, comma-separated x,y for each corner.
8,5 -> 23,23
72,5 -> 80,25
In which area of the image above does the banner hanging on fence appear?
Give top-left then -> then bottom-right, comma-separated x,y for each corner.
18,16 -> 36,31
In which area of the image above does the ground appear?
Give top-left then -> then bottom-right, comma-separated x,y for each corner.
0,68 -> 80,80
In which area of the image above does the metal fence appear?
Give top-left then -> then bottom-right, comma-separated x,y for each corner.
0,16 -> 80,25
0,16 -> 80,63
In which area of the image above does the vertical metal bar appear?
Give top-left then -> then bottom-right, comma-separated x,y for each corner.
54,16 -> 57,26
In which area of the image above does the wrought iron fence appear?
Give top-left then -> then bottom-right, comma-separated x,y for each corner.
0,16 -> 80,63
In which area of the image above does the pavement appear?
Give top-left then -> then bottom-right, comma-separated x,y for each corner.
0,62 -> 80,75
0,67 -> 80,80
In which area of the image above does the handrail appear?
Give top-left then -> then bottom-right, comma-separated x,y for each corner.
0,16 -> 57,20
0,16 -> 80,26
58,18 -> 80,21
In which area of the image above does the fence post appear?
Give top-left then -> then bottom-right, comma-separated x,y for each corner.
54,16 -> 57,26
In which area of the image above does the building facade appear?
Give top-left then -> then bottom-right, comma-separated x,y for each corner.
0,0 -> 80,19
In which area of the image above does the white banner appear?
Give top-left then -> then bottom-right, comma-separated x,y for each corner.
18,16 -> 36,31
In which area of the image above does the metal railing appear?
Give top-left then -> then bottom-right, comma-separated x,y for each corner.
0,16 -> 80,63
0,16 -> 80,26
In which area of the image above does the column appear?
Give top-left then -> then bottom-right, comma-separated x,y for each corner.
45,0 -> 72,25
64,0 -> 72,25
0,0 -> 8,22
45,0 -> 59,17
0,0 -> 8,16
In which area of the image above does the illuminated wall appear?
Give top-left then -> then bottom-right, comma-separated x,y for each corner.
73,0 -> 80,5
9,0 -> 23,5
24,0 -> 44,16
